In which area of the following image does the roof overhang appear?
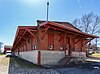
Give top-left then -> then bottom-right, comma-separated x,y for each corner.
39,22 -> 99,38
12,26 -> 37,50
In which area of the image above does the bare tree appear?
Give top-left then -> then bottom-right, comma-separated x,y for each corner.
72,12 -> 100,35
72,12 -> 100,51
72,19 -> 81,29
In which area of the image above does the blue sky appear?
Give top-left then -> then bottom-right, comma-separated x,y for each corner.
0,0 -> 100,46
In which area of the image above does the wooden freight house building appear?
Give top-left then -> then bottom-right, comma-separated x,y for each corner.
12,20 -> 99,66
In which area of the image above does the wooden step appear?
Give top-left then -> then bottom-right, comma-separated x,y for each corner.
58,55 -> 72,65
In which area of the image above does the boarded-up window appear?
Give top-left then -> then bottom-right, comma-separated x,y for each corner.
48,34 -> 54,50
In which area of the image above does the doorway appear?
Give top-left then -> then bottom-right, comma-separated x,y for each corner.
66,37 -> 71,55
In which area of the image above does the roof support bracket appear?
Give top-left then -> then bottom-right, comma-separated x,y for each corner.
75,38 -> 82,44
41,27 -> 50,40
14,30 -> 26,49
18,36 -> 28,43
26,29 -> 36,37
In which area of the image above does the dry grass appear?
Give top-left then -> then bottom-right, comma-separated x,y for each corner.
0,54 -> 5,56
90,53 -> 100,58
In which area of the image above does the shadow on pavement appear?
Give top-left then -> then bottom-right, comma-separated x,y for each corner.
8,56 -> 100,74
8,56 -> 44,74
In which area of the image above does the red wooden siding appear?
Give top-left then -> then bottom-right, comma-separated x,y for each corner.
12,21 -> 98,59
38,28 -> 48,50
54,34 -> 60,50
75,39 -> 83,52
59,35 -> 64,50
68,37 -> 75,55
32,37 -> 37,50
48,33 -> 54,50
66,37 -> 70,55
38,51 -> 41,65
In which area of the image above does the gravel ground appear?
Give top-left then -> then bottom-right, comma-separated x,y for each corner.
1,55 -> 100,74
8,57 -> 61,74
9,57 -> 100,74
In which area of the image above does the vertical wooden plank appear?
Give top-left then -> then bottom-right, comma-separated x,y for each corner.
59,35 -> 64,50
26,43 -> 27,51
75,38 -> 83,52
69,37 -> 75,56
66,37 -> 70,55
18,48 -> 19,55
68,38 -> 71,56
64,33 -> 66,55
54,34 -> 59,50
80,39 -> 83,52
33,37 -> 37,50
48,33 -> 54,50
38,51 -> 41,65
23,44 -> 24,51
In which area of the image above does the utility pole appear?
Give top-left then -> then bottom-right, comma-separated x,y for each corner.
96,38 -> 97,50
47,2 -> 49,22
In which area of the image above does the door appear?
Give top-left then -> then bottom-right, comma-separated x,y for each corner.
48,33 -> 54,50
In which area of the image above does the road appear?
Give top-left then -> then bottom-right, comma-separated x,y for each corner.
0,55 -> 10,74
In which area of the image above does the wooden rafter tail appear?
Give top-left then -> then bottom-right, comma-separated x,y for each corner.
85,38 -> 94,44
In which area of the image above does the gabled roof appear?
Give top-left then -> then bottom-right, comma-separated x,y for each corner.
37,20 -> 99,38
37,20 -> 81,31
12,20 -> 99,50
12,26 -> 37,50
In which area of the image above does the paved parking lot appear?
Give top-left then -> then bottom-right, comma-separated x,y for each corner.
1,55 -> 100,74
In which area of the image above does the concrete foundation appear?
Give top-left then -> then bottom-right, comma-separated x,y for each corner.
72,52 -> 86,61
15,50 -> 86,65
15,50 -> 65,65
16,50 -> 38,64
40,50 -> 65,65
